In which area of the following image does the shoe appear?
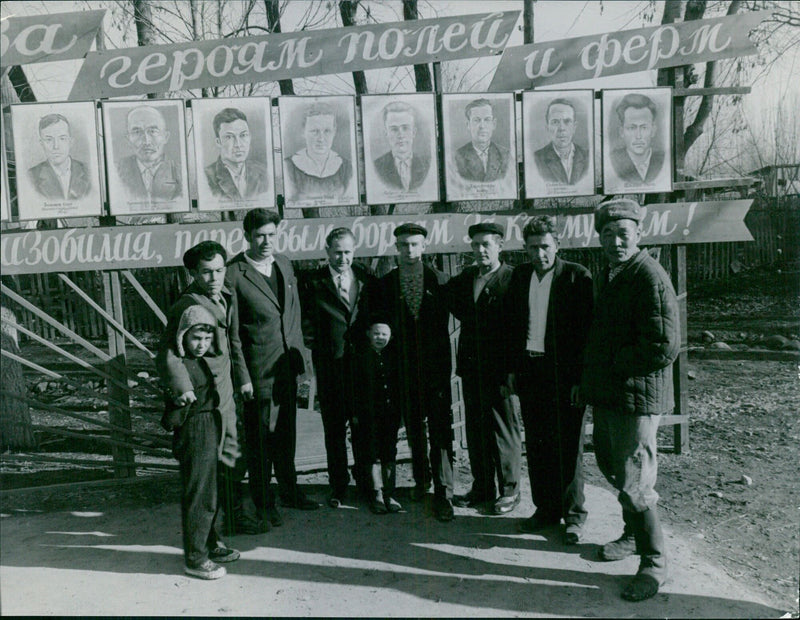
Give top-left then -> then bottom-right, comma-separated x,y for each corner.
452,490 -> 494,508
621,573 -> 660,602
282,494 -> 320,510
369,497 -> 388,514
599,531 -> 637,561
564,524 -> 583,545
385,496 -> 403,513
264,506 -> 284,527
185,559 -> 226,580
433,496 -> 454,522
518,513 -> 560,534
493,493 -> 521,515
410,485 -> 430,502
209,544 -> 240,563
328,491 -> 345,508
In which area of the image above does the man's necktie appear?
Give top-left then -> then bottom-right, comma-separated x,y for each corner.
397,159 -> 411,190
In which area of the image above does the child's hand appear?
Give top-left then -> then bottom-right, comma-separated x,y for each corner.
161,409 -> 183,431
174,390 -> 197,406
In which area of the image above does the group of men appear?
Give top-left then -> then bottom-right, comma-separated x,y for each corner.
158,198 -> 678,602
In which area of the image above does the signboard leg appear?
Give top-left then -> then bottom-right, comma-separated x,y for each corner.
671,244 -> 690,454
102,269 -> 135,477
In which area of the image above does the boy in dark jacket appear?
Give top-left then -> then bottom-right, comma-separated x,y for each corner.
160,304 -> 240,580
352,318 -> 403,515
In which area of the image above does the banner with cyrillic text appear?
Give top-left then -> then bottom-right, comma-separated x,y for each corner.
68,11 -> 519,100
489,11 -> 768,91
0,201 -> 752,275
1,10 -> 105,67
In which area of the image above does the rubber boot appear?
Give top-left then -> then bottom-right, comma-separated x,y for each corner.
622,508 -> 667,602
599,510 -> 637,561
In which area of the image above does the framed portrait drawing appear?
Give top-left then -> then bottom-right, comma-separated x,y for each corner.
10,101 -> 103,221
442,93 -> 517,201
522,90 -> 595,199
362,93 -> 439,205
278,96 -> 359,209
602,87 -> 673,195
102,100 -> 190,216
192,97 -> 275,212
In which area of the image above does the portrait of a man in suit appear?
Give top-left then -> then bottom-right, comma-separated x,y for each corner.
117,105 -> 182,202
373,102 -> 430,192
609,93 -> 665,185
454,98 -> 510,183
533,99 -> 589,186
205,107 -> 270,201
27,114 -> 91,201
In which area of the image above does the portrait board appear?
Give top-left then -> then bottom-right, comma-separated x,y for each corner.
522,90 -> 595,199
442,93 -> 517,201
602,87 -> 673,195
10,101 -> 103,221
102,100 -> 190,216
279,96 -> 359,209
362,93 -> 439,205
192,97 -> 275,212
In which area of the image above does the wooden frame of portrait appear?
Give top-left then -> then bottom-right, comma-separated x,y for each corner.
522,89 -> 596,200
278,95 -> 359,210
10,101 -> 104,221
361,92 -> 440,205
442,92 -> 518,202
1,112 -> 10,222
191,96 -> 276,212
601,87 -> 674,195
101,99 -> 191,217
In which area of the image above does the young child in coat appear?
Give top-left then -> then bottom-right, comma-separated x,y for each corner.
352,318 -> 403,514
159,304 -> 240,580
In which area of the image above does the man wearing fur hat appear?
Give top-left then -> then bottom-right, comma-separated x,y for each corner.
581,198 -> 680,601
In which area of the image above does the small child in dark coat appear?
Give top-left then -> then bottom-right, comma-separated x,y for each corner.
159,304 -> 240,580
352,319 -> 403,514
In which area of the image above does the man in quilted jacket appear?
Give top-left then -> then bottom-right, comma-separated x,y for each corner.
581,198 -> 679,602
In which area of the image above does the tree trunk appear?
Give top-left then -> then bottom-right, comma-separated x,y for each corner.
0,307 -> 37,451
265,0 -> 295,96
402,0 -> 433,91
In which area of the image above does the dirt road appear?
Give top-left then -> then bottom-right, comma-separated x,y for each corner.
0,475 -> 782,617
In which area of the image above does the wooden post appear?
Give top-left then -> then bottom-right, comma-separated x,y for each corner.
671,73 -> 690,454
102,262 -> 135,477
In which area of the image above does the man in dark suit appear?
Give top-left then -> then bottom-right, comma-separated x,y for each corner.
204,107 -> 270,201
300,227 -> 375,507
117,105 -> 182,202
533,99 -> 589,185
227,209 -> 319,524
373,102 -> 430,191
505,215 -> 593,544
445,222 -> 521,515
454,99 -> 509,183
609,93 -> 665,185
366,223 -> 455,521
28,114 -> 91,201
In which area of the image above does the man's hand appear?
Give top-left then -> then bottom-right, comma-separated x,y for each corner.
500,373 -> 517,398
240,382 -> 254,401
174,391 -> 196,407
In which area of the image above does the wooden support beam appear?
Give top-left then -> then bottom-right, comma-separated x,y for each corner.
1,453 -> 180,471
673,86 -> 751,97
1,390 -> 170,447
673,177 -> 759,190
30,424 -> 170,456
58,273 -> 155,359
121,270 -> 168,326
0,347 -> 134,414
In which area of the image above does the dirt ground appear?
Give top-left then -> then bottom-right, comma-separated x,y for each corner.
1,266 -> 798,617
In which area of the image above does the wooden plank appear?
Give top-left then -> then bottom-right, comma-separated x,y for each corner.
58,273 -> 155,359
689,349 -> 800,361
673,86 -> 751,97
121,269 -> 168,326
673,178 -> 758,190
30,424 -> 170,456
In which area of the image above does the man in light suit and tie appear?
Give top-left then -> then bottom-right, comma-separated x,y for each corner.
533,99 -> 590,186
300,228 -> 376,507
204,107 -> 270,201
227,209 -> 320,526
454,99 -> 510,183
372,102 -> 430,191
28,114 -> 91,201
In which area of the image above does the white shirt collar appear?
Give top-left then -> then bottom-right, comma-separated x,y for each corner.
628,148 -> 653,181
244,252 -> 275,276
329,265 -> 352,282
291,149 -> 343,177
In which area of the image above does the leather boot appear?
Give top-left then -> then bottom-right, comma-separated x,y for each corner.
599,510 -> 637,561
621,508 -> 667,602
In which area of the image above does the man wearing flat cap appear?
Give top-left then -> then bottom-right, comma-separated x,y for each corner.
365,222 -> 455,521
443,222 -> 521,515
580,198 -> 679,602
504,215 -> 593,544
